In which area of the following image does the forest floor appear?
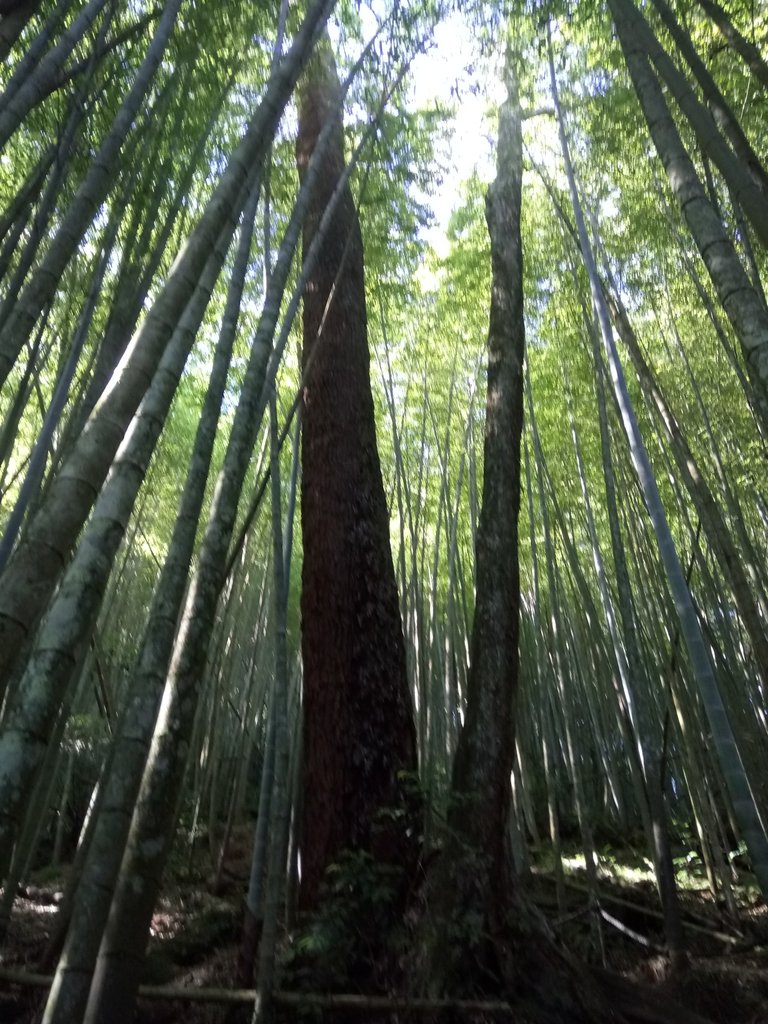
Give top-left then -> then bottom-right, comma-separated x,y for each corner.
1,830 -> 767,1023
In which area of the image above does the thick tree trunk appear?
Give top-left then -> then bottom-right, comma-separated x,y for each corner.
296,36 -> 418,911
423,68 -> 528,978
78,21 -> 342,1023
445,62 -> 526,902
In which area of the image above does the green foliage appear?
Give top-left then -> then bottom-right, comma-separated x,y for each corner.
289,850 -> 405,990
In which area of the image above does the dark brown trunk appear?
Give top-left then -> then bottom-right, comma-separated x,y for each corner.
296,37 -> 417,912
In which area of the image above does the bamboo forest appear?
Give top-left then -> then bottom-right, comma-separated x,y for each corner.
1,0 -> 768,1020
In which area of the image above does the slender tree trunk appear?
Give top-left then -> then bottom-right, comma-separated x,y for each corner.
0,0 -> 333,689
40,183 -> 261,1024
697,0 -> 768,90
673,224 -> 768,441
550,25 -> 768,896
422,52 -> 616,1020
0,35 -> 105,333
0,0 -> 93,124
619,0 -> 768,243
241,146 -> 299,967
567,365 -> 685,964
609,282 -> 768,711
649,0 -> 768,196
252,393 -> 291,1024
523,433 -> 566,913
31,9 -> 160,109
609,0 -> 768,424
0,196 -> 123,571
660,286 -> 768,618
0,0 -> 183,384
0,227 -> 231,878
528,377 -> 601,913
0,144 -> 56,277
240,691 -> 276,983
61,81 -> 228,449
79,27 -> 366,1024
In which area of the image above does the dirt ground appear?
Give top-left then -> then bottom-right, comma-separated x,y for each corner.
1,844 -> 767,1024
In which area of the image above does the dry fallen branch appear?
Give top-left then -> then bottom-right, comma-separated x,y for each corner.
599,908 -> 666,952
0,967 -> 512,1013
537,873 -> 744,945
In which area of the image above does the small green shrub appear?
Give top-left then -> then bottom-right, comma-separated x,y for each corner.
288,849 -> 405,990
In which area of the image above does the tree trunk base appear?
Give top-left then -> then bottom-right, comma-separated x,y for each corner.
415,861 -> 714,1024
238,904 -> 260,987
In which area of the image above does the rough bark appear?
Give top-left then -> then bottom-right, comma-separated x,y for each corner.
78,21 -> 343,1023
422,60 -> 524,980
297,36 -> 418,911
443,60 -> 526,918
